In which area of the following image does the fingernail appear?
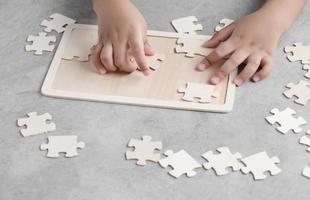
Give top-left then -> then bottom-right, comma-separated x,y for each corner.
234,78 -> 244,86
196,63 -> 207,71
211,76 -> 220,85
252,76 -> 260,82
98,69 -> 106,75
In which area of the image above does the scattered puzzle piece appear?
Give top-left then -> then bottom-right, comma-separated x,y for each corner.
265,107 -> 306,134
202,147 -> 243,176
146,54 -> 165,71
175,37 -> 211,57
62,27 -> 98,61
299,130 -> 310,152
25,32 -> 56,55
41,13 -> 76,33
126,136 -> 162,166
284,43 -> 310,64
40,135 -> 85,158
241,151 -> 282,180
178,82 -> 218,103
215,18 -> 234,32
303,65 -> 310,79
171,16 -> 203,34
158,149 -> 201,178
283,80 -> 310,106
302,166 -> 310,179
17,112 -> 56,137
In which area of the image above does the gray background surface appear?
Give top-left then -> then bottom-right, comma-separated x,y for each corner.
0,0 -> 310,199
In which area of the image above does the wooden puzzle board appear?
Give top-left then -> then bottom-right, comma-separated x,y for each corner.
41,24 -> 236,112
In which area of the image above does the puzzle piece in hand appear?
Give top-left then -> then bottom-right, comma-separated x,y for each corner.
171,16 -> 203,34
202,147 -> 243,176
17,112 -> 56,137
159,149 -> 201,178
302,166 -> 310,179
41,13 -> 76,33
40,135 -> 85,158
241,151 -> 282,180
146,54 -> 165,71
175,37 -> 212,58
126,136 -> 162,166
265,108 -> 306,134
284,43 -> 310,64
299,130 -> 310,152
303,65 -> 310,79
25,32 -> 56,55
215,18 -> 234,32
178,82 -> 218,103
62,28 -> 98,61
283,80 -> 310,106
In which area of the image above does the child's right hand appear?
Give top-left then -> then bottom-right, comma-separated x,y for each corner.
91,0 -> 155,76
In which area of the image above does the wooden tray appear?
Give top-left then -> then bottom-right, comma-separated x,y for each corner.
41,24 -> 236,112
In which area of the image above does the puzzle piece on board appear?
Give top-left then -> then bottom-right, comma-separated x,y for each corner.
159,149 -> 201,178
126,135 -> 162,166
40,135 -> 85,158
25,32 -> 56,55
283,80 -> 310,106
241,151 -> 282,180
41,13 -> 76,33
302,166 -> 310,179
303,65 -> 310,79
146,54 -> 165,71
299,130 -> 310,152
17,112 -> 56,137
62,28 -> 98,61
175,37 -> 212,58
202,147 -> 243,176
265,107 -> 306,134
171,16 -> 203,34
215,18 -> 234,32
284,43 -> 310,64
178,82 -> 218,103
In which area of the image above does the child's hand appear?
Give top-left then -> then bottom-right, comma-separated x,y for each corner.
91,0 -> 154,76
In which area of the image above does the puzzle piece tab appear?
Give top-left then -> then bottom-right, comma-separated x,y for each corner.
303,65 -> 310,79
171,16 -> 203,34
40,135 -> 85,158
299,130 -> 310,152
126,136 -> 162,166
241,151 -> 282,180
283,80 -> 310,106
265,107 -> 306,134
178,82 -> 218,103
25,32 -> 56,55
41,13 -> 76,33
215,18 -> 234,32
175,37 -> 212,58
302,166 -> 310,179
202,147 -> 243,176
284,43 -> 310,64
146,54 -> 165,71
17,112 -> 56,137
159,149 -> 201,178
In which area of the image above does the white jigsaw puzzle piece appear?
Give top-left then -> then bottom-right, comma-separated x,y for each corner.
241,151 -> 282,180
41,13 -> 76,33
175,37 -> 212,58
178,82 -> 219,103
146,54 -> 165,71
126,135 -> 162,166
303,65 -> 310,79
202,147 -> 243,176
302,166 -> 310,179
17,112 -> 56,137
158,149 -> 201,178
283,80 -> 310,106
299,130 -> 310,152
40,135 -> 85,158
171,16 -> 203,34
215,18 -> 234,32
25,32 -> 56,55
62,27 -> 98,61
265,107 -> 306,134
284,43 -> 310,64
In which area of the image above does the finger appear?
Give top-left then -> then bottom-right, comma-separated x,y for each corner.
210,49 -> 249,85
204,23 -> 235,48
100,42 -> 117,72
129,35 -> 150,76
144,41 -> 155,56
91,43 -> 107,75
235,54 -> 262,86
252,56 -> 272,82
113,38 -> 134,72
197,40 -> 236,71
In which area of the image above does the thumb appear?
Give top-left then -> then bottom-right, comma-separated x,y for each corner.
144,41 -> 155,56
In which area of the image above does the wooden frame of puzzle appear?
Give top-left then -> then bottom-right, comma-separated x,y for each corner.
41,24 -> 237,112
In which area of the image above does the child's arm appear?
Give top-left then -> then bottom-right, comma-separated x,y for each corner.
91,0 -> 154,76
197,0 -> 306,86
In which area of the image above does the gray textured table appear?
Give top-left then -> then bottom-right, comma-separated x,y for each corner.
1,0 -> 310,199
